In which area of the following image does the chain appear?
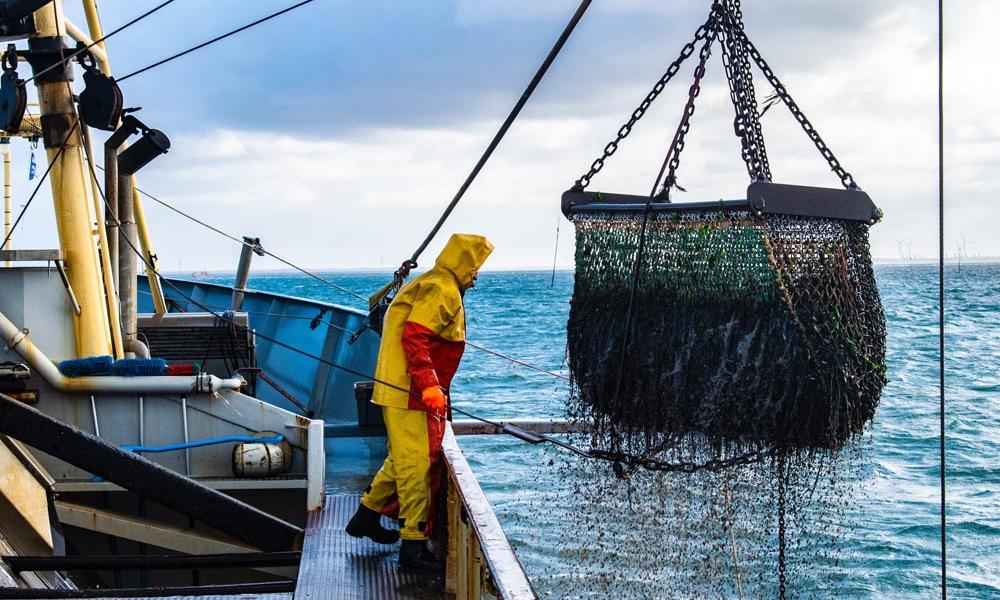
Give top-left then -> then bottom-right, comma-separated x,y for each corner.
661,20 -> 718,193
738,29 -> 858,190
777,455 -> 787,600
573,9 -> 721,191
720,0 -> 771,181
574,1 -> 856,191
589,446 -> 772,473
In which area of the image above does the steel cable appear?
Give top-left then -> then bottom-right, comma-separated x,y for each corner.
937,0 -> 947,595
135,288 -> 570,382
82,144 -> 588,459
0,120 -> 78,250
92,165 -> 367,302
25,0 -> 178,84
90,0 -> 586,377
403,0 -> 592,268
117,0 -> 316,82
117,182 -> 569,381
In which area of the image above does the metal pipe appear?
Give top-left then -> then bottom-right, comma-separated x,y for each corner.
81,0 -> 107,55
30,1 -> 113,357
117,173 -> 147,357
63,19 -> 108,66
181,395 -> 190,475
2,138 -> 10,267
81,0 -> 167,316
104,142 -> 119,289
255,369 -> 311,416
230,237 -> 259,311
89,395 -> 99,436
0,308 -> 243,394
80,123 -> 123,358
0,115 -> 44,139
133,189 -> 167,315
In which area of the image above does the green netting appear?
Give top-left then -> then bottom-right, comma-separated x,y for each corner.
567,208 -> 886,462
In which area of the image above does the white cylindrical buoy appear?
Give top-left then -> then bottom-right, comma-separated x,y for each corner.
232,441 -> 290,478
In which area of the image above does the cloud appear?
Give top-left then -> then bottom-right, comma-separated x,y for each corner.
11,0 -> 992,275
89,1 -> 911,135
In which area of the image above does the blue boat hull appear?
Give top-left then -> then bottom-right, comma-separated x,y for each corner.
138,276 -> 382,432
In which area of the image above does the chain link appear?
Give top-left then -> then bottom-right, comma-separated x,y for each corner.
589,446 -> 772,473
573,10 -> 721,191
720,0 -> 771,181
574,1 -> 857,191
661,21 -> 718,193
738,30 -> 858,190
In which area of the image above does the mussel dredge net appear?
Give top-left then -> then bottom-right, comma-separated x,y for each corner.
562,0 -> 887,468
567,208 -> 886,463
552,0 -> 888,595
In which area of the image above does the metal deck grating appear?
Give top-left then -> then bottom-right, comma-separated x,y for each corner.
293,495 -> 442,600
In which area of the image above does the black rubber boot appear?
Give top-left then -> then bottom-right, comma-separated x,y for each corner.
345,504 -> 399,545
399,540 -> 444,572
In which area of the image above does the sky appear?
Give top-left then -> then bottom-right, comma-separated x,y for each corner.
4,0 -> 997,272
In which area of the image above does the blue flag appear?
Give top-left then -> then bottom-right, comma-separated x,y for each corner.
28,151 -> 36,180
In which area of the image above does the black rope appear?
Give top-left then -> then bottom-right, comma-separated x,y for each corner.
399,0 -> 593,274
121,199 -> 757,470
117,0 -> 316,82
25,0 -> 178,84
104,167 -> 570,381
136,289 -> 571,382
0,120 -> 79,251
937,0 -> 947,596
82,147 -> 590,458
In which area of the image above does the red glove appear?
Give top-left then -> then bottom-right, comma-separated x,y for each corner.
421,386 -> 447,414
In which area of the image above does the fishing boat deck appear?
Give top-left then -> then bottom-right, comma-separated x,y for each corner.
293,494 -> 443,600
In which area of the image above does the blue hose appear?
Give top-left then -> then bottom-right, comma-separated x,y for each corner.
93,434 -> 285,482
122,434 -> 284,454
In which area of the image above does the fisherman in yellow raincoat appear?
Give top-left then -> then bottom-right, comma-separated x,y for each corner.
346,233 -> 494,571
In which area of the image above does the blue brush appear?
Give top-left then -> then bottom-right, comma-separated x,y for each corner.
111,358 -> 168,377
57,355 -> 114,377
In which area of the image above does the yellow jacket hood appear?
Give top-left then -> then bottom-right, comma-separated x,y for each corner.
433,233 -> 494,290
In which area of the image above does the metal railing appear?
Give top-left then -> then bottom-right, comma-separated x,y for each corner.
442,424 -> 536,600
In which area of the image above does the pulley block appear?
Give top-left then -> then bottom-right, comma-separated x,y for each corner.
77,50 -> 122,131
0,46 -> 26,134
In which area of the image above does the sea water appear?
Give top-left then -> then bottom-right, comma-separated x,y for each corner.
232,265 -> 997,598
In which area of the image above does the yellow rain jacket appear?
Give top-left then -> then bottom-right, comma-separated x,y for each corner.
371,233 -> 495,410
362,233 -> 493,541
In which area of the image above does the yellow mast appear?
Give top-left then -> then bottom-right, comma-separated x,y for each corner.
82,0 -> 168,316
30,0 -> 112,357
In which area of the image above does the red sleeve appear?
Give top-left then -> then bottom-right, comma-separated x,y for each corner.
401,321 -> 439,392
